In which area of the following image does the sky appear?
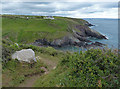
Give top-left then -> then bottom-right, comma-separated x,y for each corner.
1,0 -> 119,18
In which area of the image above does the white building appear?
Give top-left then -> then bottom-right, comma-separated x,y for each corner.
44,16 -> 54,19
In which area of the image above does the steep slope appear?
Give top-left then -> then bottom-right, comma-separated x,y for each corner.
2,39 -> 64,87
2,15 -> 107,47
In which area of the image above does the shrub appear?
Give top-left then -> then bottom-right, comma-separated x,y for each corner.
59,49 -> 119,87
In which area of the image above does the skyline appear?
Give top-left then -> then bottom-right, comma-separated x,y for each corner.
1,1 -> 119,18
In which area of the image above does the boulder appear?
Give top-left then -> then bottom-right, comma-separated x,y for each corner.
12,49 -> 36,63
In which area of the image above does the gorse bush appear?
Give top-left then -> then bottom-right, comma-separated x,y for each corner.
60,49 -> 119,87
2,39 -> 16,63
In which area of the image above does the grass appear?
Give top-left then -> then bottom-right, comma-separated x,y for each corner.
2,51 -> 63,87
2,39 -> 119,87
2,15 -> 87,43
34,62 -> 70,87
2,39 -> 65,87
2,59 -> 46,87
2,15 -> 119,87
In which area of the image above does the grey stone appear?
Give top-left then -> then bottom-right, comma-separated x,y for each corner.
12,49 -> 36,63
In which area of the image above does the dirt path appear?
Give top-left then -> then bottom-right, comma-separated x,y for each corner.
19,74 -> 42,87
19,55 -> 57,87
36,56 -> 57,70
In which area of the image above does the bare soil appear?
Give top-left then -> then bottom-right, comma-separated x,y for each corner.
18,55 -> 57,87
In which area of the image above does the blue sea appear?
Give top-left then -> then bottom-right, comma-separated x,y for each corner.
85,18 -> 118,48
57,18 -> 118,52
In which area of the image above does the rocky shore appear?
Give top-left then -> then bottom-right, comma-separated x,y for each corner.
32,23 -> 107,48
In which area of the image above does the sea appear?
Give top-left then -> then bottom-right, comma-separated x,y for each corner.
56,18 -> 118,52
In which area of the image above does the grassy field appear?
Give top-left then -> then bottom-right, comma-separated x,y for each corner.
2,15 -> 87,43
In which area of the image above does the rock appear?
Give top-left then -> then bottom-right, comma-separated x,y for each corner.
50,39 -> 65,47
87,23 -> 95,27
85,28 -> 107,39
33,24 -> 107,48
85,22 -> 95,26
73,31 -> 91,42
35,39 -> 50,45
11,49 -> 36,63
84,42 -> 105,48
50,36 -> 81,47
91,42 -> 105,46
75,25 -> 107,39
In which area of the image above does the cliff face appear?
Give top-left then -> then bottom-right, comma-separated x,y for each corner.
33,24 -> 107,48
2,15 -> 107,48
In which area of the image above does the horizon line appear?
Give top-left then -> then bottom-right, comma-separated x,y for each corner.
1,14 -> 118,19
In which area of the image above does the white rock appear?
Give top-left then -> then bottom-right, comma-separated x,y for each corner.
12,49 -> 36,63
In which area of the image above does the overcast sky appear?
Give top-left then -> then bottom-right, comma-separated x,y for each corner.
1,1 -> 119,18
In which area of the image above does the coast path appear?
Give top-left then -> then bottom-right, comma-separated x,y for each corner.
18,54 -> 58,87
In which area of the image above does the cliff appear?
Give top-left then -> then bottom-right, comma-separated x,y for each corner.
2,15 -> 107,47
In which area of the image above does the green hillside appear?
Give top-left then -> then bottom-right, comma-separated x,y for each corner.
2,39 -> 119,87
2,15 -> 88,43
2,15 -> 119,87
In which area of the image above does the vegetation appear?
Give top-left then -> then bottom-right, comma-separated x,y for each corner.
2,15 -> 88,43
2,15 -> 119,87
2,39 -> 64,87
2,39 -> 119,87
2,59 -> 45,87
34,48 -> 119,87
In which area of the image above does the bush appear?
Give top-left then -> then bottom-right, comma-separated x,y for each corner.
59,49 -> 119,87
19,44 -> 62,57
2,39 -> 20,63
2,39 -> 62,63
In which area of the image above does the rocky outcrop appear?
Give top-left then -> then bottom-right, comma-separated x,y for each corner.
85,23 -> 95,27
12,49 -> 36,63
75,25 -> 107,39
33,24 -> 107,48
85,28 -> 107,39
84,42 -> 106,48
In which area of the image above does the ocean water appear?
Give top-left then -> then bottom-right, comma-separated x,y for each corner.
84,18 -> 118,49
56,18 -> 118,52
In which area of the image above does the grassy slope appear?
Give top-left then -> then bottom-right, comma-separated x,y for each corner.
2,39 -> 65,87
3,15 -> 119,87
2,39 -> 119,87
3,53 -> 61,87
2,15 -> 88,43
